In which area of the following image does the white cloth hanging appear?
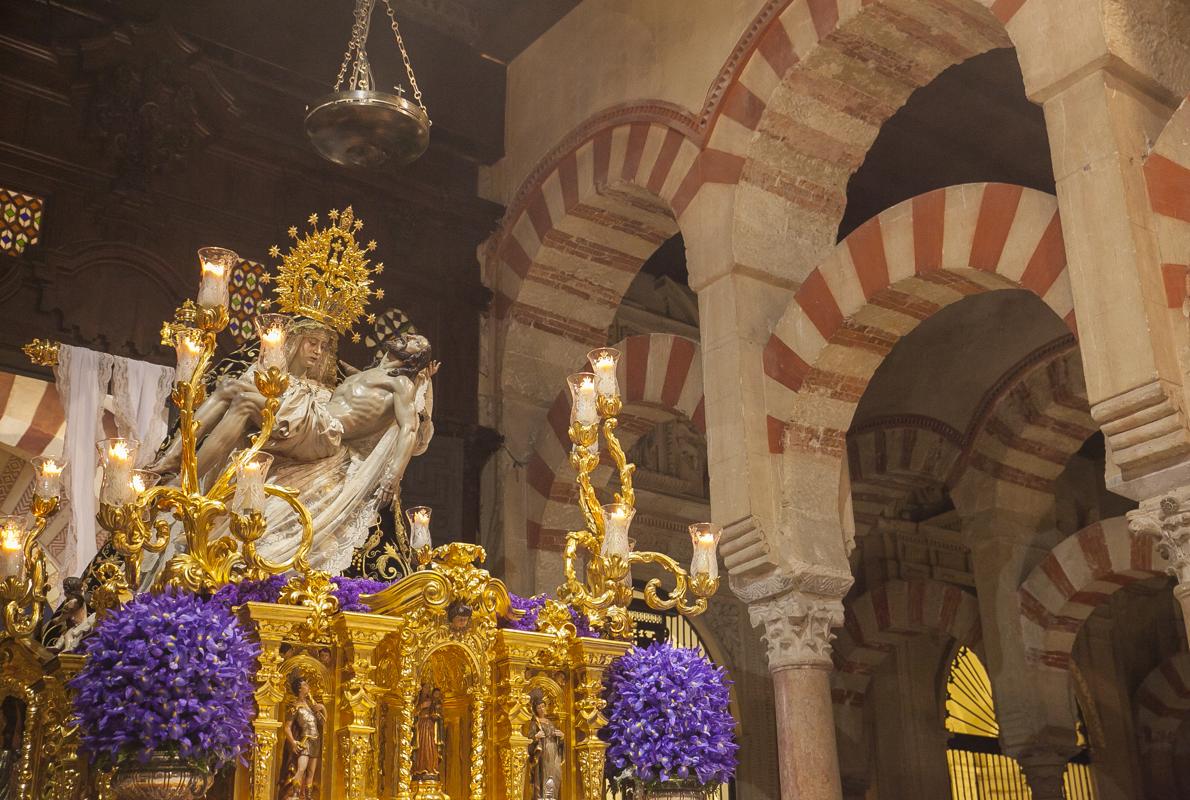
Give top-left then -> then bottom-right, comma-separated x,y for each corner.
111,356 -> 174,466
54,345 -> 114,576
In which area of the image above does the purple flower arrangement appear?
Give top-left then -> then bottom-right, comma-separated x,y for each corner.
209,574 -> 287,609
69,589 -> 260,773
601,642 -> 738,789
502,592 -> 599,638
330,576 -> 392,612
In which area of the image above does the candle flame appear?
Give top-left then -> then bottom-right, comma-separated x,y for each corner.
109,441 -> 131,462
130,473 -> 147,494
182,336 -> 202,354
40,459 -> 63,477
414,509 -> 431,524
0,522 -> 22,550
262,327 -> 285,345
202,260 -> 226,278
581,376 -> 595,391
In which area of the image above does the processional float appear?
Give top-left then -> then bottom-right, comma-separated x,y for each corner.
0,206 -> 723,800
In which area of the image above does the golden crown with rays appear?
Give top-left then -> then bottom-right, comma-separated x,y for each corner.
267,206 -> 384,342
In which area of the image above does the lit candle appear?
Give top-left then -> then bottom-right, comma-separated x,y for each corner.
0,516 -> 26,579
588,348 -> 620,398
129,469 -> 161,498
232,452 -> 273,513
567,373 -> 599,426
31,456 -> 65,500
196,246 -> 237,310
601,503 -> 634,586
175,333 -> 203,383
255,314 -> 290,373
97,438 -> 139,506
688,522 -> 723,580
406,506 -> 432,551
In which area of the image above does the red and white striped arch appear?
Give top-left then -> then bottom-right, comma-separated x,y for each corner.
524,333 -> 704,551
1135,653 -> 1190,800
0,373 -> 66,459
959,343 -> 1095,496
763,183 -> 1074,457
728,0 -> 1048,277
832,578 -> 981,742
1019,517 -> 1169,671
1144,94 -> 1190,314
846,419 -> 963,536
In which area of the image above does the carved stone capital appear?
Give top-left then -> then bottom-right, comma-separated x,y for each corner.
748,590 -> 844,671
1127,487 -> 1190,584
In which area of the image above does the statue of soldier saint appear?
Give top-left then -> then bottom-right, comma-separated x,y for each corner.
144,207 -> 435,578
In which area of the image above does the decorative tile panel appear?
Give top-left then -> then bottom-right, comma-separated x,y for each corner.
0,187 -> 44,256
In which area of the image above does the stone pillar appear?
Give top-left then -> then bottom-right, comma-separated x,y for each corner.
750,591 -> 846,800
1009,0 -> 1190,500
953,482 -> 1081,766
1127,489 -> 1190,644
1020,750 -> 1071,800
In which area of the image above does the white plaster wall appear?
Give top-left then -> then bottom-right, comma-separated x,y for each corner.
479,0 -> 766,205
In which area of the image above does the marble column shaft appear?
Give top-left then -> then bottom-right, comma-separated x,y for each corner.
751,591 -> 846,800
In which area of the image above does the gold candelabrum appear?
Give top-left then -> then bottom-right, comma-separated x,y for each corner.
0,458 -> 64,639
558,348 -> 722,640
25,246 -> 315,600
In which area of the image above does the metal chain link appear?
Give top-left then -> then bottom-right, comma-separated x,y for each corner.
349,2 -> 376,92
382,0 -> 430,120
333,0 -> 372,92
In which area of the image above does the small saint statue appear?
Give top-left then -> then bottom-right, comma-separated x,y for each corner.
279,672 -> 327,800
411,685 -> 445,780
447,600 -> 473,633
528,689 -> 564,800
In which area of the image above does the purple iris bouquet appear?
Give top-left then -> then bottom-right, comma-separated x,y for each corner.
601,642 -> 738,789
70,589 -> 260,773
331,576 -> 392,612
502,592 -> 599,638
209,574 -> 287,609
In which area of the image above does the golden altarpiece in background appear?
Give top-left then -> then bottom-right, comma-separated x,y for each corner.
0,206 -> 721,800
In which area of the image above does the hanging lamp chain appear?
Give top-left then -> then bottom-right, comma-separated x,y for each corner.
382,0 -> 430,121
334,0 -> 377,92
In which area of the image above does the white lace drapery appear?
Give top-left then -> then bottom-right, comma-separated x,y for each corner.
111,356 -> 174,466
54,345 -> 114,576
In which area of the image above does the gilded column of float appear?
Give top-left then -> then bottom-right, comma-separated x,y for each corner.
468,687 -> 487,800
244,606 -> 302,800
496,666 -> 531,800
394,628 -> 419,800
39,654 -> 86,800
335,618 -> 390,800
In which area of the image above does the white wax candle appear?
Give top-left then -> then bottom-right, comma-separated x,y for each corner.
197,260 -> 229,309
0,518 -> 24,579
232,454 -> 272,513
407,507 -> 432,551
688,523 -> 722,580
32,456 -> 64,499
576,376 -> 598,425
592,353 -> 618,398
601,504 -> 633,560
175,335 -> 203,383
256,317 -> 289,373
99,439 -> 137,505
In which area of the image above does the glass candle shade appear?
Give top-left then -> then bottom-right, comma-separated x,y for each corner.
97,438 -> 139,506
255,314 -> 291,373
567,373 -> 599,426
688,522 -> 723,581
587,348 -> 620,399
174,332 -> 203,383
601,503 -> 634,561
31,456 -> 65,500
196,246 -> 237,310
0,515 -> 27,579
231,452 -> 274,514
406,506 -> 432,551
129,469 -> 161,499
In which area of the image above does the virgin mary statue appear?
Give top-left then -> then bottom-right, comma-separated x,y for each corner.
142,207 -> 434,580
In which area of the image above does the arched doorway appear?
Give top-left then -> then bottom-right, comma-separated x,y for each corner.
945,647 -> 1096,799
